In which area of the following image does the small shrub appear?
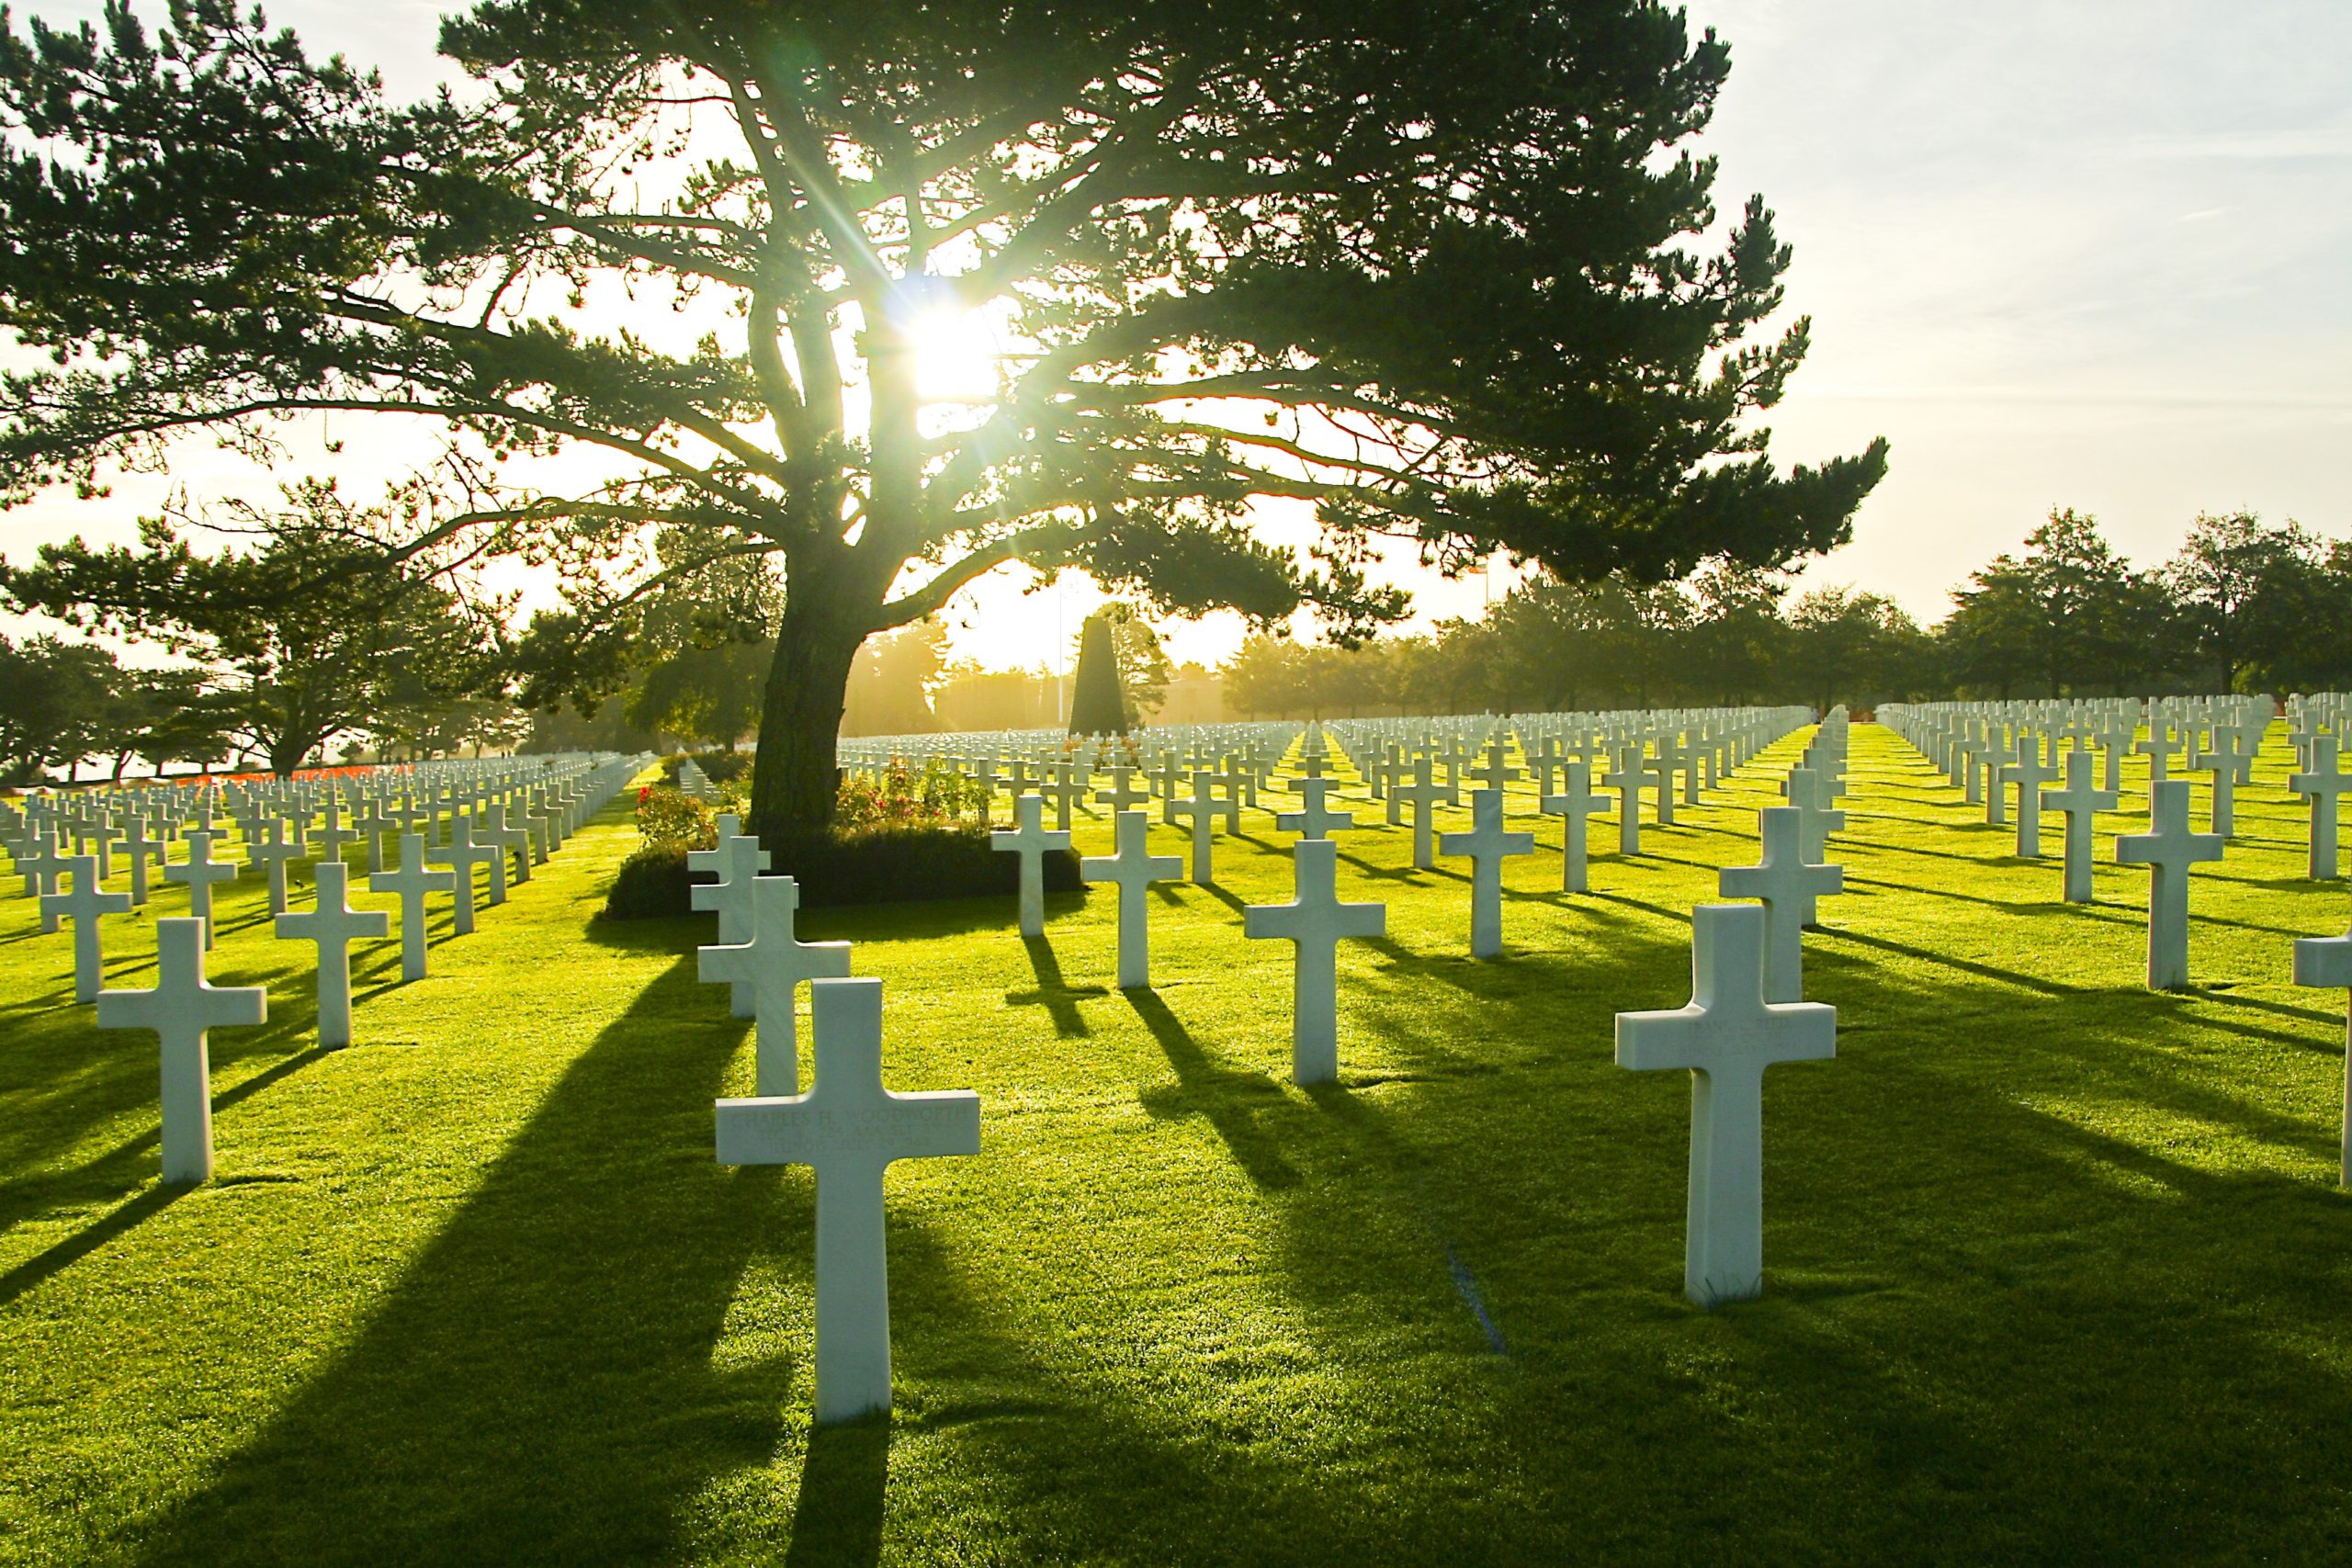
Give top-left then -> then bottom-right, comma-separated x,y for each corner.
837,755 -> 989,829
603,847 -> 715,919
635,785 -> 716,853
687,750 -> 753,784
597,819 -> 1082,918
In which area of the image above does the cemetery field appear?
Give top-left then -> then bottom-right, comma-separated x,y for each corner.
9,725 -> 2352,1564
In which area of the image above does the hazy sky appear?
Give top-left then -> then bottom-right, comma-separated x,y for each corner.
4,1 -> 2346,675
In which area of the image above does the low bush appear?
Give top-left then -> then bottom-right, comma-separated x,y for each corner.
837,755 -> 989,829
603,846 -> 714,919
687,750 -> 752,784
634,784 -> 716,853
598,819 -> 1082,918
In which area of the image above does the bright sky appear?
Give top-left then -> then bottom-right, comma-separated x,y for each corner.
4,1 -> 2346,676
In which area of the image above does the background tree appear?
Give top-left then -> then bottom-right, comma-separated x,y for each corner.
0,0 -> 1885,839
2165,511 -> 2319,693
1221,636 -> 1315,720
7,491 -> 503,774
0,633 -> 116,783
842,620 -> 948,737
1683,561 -> 1790,705
1781,586 -> 1921,714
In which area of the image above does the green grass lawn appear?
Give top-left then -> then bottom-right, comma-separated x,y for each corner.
6,723 -> 2352,1565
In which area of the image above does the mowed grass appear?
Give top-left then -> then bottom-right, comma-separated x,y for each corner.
6,723 -> 2352,1564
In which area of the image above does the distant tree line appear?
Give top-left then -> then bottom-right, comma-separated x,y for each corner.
1220,509 -> 2352,719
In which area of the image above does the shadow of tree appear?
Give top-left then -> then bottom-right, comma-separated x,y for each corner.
130,956 -> 795,1565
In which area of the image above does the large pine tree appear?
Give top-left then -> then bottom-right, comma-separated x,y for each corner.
0,0 -> 1886,838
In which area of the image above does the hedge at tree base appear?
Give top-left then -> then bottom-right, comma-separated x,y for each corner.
600,822 -> 1086,919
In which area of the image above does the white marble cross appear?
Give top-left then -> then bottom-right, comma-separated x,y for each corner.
2290,737 -> 2350,882
2040,750 -> 2118,904
2293,923 -> 2352,1186
1080,810 -> 1183,988
119,815 -> 164,907
1647,740 -> 1679,827
17,832 -> 69,921
989,794 -> 1072,935
1468,739 -> 1519,793
353,799 -> 399,874
312,804 -> 360,866
427,814 -> 497,936
1782,768 -> 1845,865
1170,772 -> 1221,885
2135,725 -> 2182,784
369,830 -> 455,981
1093,765 -> 1148,814
1439,788 -> 1535,958
2000,738 -> 2060,859
693,833 -> 770,1017
1540,759 -> 1609,894
2116,779 -> 2225,990
1392,757 -> 1447,870
480,802 -> 534,892
1615,903 -> 1837,1306
42,854 -> 134,1003
688,814 -> 767,877
275,860 -> 390,1047
1719,807 -> 1843,1000
699,874 -> 852,1095
715,976 -> 980,1424
1243,838 -> 1385,1084
1274,776 -> 1356,841
96,917 -> 267,1185
245,820 -> 302,916
1600,749 -> 1645,855
164,830 -> 240,949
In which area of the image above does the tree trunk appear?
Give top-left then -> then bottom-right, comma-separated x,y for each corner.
750,594 -> 867,843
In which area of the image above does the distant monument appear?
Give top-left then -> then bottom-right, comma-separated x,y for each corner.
1068,615 -> 1129,736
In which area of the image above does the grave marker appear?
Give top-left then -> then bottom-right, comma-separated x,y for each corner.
2040,750 -> 2118,904
1439,788 -> 1535,958
2293,925 -> 2352,1186
96,918 -> 266,1185
699,874 -> 852,1094
989,794 -> 1072,936
1539,760 -> 1609,894
369,831 -> 455,981
41,854 -> 134,1004
2116,779 -> 2225,990
1080,811 -> 1183,988
275,861 -> 390,1047
1243,839 -> 1385,1084
715,977 -> 980,1423
1615,903 -> 1836,1306
1718,807 -> 1843,1001
164,831 -> 240,949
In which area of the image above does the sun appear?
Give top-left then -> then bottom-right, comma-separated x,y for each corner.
911,308 -> 1005,402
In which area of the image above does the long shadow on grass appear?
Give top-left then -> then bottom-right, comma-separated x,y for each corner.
0,943 -> 334,1241
1234,819 -> 2352,1560
1128,989 -> 1298,1190
132,955 -> 794,1566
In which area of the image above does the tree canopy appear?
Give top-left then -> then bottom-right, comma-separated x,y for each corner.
0,0 -> 1886,829
6,484 -> 503,773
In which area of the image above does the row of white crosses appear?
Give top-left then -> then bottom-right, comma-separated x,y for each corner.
1881,699 -> 2286,988
50,755 -> 652,1187
30,757 -> 616,1006
686,712 -> 1840,1424
686,813 -> 977,1424
1001,707 -> 1828,1074
1893,694 -> 2352,1198
5,751 -> 587,900
1612,707 -> 1852,1307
